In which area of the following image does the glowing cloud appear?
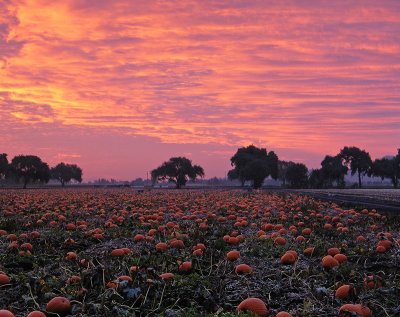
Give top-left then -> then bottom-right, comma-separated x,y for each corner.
1,0 -> 399,179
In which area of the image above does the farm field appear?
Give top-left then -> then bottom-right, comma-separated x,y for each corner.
0,189 -> 400,317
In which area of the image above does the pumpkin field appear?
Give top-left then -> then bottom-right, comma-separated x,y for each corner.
0,189 -> 399,317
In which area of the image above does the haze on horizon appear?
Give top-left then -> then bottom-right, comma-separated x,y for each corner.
1,0 -> 399,180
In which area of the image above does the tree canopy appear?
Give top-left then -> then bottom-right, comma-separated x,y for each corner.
228,145 -> 278,188
339,146 -> 372,188
320,155 -> 348,188
51,162 -> 83,186
0,153 -> 8,179
10,155 -> 50,188
285,162 -> 309,188
151,157 -> 204,188
372,149 -> 400,188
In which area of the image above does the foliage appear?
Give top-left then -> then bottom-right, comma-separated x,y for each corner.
308,169 -> 324,188
285,162 -> 309,188
9,155 -> 50,188
372,149 -> 400,188
277,160 -> 290,187
0,153 -> 8,179
151,157 -> 204,188
228,145 -> 278,188
51,162 -> 83,186
320,155 -> 348,188
339,146 -> 372,188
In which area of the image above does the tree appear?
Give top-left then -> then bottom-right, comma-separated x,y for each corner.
372,149 -> 400,188
277,160 -> 290,187
151,157 -> 204,189
285,162 -> 309,188
309,169 -> 324,188
10,155 -> 50,188
228,145 -> 278,189
51,163 -> 83,187
339,146 -> 372,188
320,155 -> 348,188
0,153 -> 8,179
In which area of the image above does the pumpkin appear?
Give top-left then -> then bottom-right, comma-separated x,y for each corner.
111,248 -> 126,257
160,272 -> 174,280
334,253 -> 347,263
235,264 -> 252,274
155,242 -> 168,251
327,247 -> 340,256
0,274 -> 10,285
339,304 -> 371,317
274,237 -> 286,246
335,284 -> 353,299
322,255 -> 339,268
178,261 -> 192,272
304,247 -> 315,257
227,250 -> 240,261
276,312 -> 292,317
27,311 -> 46,317
65,252 -> 77,260
46,296 -> 71,314
237,298 -> 268,317
280,252 -> 296,265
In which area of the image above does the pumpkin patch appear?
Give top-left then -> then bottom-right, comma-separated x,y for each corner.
0,189 -> 398,316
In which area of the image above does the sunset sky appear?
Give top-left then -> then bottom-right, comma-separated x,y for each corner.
1,0 -> 399,180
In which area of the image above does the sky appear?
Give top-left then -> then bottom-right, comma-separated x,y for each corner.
1,0 -> 399,180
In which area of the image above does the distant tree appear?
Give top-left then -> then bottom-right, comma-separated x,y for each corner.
372,149 -> 400,188
10,155 -> 50,188
320,155 -> 348,188
278,160 -> 290,187
228,145 -> 278,189
339,146 -> 372,188
285,162 -> 309,188
51,163 -> 83,187
0,153 -> 8,179
309,169 -> 324,188
151,157 -> 204,189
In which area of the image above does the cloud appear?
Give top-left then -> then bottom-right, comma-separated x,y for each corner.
0,0 -> 399,178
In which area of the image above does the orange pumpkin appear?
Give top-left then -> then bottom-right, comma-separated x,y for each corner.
304,247 -> 315,257
0,274 -> 10,285
276,312 -> 292,317
179,261 -> 192,272
334,253 -> 347,263
335,284 -> 353,299
46,296 -> 71,314
155,242 -> 168,251
237,298 -> 268,317
160,272 -> 174,280
235,264 -> 252,274
327,247 -> 340,256
65,252 -> 77,260
322,255 -> 339,268
339,304 -> 371,317
227,250 -> 240,261
274,237 -> 286,246
27,311 -> 46,317
0,310 -> 14,317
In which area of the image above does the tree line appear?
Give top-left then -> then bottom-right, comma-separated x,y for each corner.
1,145 -> 399,189
151,145 -> 400,189
0,154 -> 82,188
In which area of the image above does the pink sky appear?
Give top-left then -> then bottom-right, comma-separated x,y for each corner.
1,0 -> 399,180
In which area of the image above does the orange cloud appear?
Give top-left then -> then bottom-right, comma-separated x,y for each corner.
1,0 -> 399,178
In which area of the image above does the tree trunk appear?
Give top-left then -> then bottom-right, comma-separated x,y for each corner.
393,176 -> 398,188
23,178 -> 28,189
358,170 -> 362,188
62,180 -> 65,187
